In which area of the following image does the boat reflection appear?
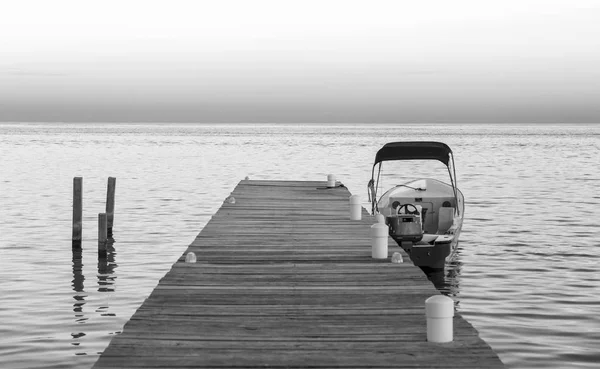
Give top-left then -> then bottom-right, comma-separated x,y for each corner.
70,237 -> 119,352
420,246 -> 463,300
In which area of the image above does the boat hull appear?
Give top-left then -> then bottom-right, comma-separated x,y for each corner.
377,177 -> 464,270
393,227 -> 461,270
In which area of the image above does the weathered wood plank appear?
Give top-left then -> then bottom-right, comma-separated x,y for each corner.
92,180 -> 504,369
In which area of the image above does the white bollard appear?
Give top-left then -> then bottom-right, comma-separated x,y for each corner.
375,213 -> 385,224
425,295 -> 454,343
327,174 -> 336,188
391,252 -> 403,263
185,252 -> 197,263
370,223 -> 388,259
349,195 -> 361,220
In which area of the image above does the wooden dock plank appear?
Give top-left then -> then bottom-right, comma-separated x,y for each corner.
93,179 -> 504,368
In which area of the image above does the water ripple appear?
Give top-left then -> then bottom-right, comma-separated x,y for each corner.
1,123 -> 599,369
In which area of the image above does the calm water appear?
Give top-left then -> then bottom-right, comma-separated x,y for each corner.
0,123 -> 599,368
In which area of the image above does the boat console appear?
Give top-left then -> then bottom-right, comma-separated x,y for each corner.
387,203 -> 423,242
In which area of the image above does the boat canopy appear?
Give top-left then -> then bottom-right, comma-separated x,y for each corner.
373,142 -> 452,166
369,141 -> 459,215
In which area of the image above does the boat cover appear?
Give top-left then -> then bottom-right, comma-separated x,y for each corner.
373,141 -> 452,166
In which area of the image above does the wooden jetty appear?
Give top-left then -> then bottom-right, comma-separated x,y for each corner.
93,179 -> 504,368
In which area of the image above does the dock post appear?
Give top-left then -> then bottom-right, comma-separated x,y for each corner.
106,177 -> 116,237
72,177 -> 83,248
327,174 -> 336,188
349,195 -> 361,220
425,295 -> 454,343
98,213 -> 107,259
370,223 -> 388,259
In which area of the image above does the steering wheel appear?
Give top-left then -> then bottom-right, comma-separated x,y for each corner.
396,203 -> 420,215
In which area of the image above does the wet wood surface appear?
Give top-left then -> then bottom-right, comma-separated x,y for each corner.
93,179 -> 504,368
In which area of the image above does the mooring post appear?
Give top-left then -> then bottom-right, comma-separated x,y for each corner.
185,252 -> 197,263
106,177 -> 116,237
72,177 -> 83,248
327,174 -> 336,188
98,213 -> 107,259
349,195 -> 361,220
425,295 -> 454,343
370,222 -> 388,259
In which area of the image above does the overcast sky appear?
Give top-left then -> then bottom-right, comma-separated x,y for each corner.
1,0 -> 599,123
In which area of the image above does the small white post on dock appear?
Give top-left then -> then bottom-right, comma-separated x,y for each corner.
425,295 -> 454,343
349,195 -> 361,220
185,252 -> 197,263
391,252 -> 403,263
370,223 -> 388,259
375,213 -> 385,224
327,174 -> 336,188
106,177 -> 116,237
72,177 -> 83,248
98,213 -> 108,259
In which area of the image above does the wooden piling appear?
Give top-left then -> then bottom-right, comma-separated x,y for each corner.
98,213 -> 107,259
106,177 -> 116,237
72,177 -> 83,248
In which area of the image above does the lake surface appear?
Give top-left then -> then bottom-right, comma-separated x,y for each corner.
0,123 -> 598,368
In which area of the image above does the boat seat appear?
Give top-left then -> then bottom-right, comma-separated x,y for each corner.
437,207 -> 455,234
417,234 -> 439,244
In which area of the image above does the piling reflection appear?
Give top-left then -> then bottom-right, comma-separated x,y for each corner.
71,249 -> 87,322
70,237 -> 120,355
421,247 -> 463,299
71,248 -> 88,352
97,238 -> 117,316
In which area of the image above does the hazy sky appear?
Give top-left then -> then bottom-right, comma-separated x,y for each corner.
1,0 -> 599,123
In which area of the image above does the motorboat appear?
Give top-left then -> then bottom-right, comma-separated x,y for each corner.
368,142 -> 464,270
